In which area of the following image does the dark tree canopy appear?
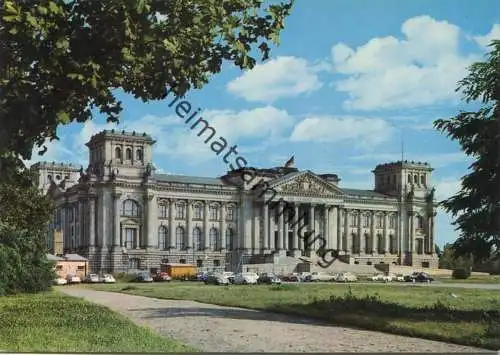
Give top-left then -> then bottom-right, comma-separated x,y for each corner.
434,40 -> 500,262
0,0 -> 294,161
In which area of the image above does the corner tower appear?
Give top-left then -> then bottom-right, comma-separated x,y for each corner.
372,160 -> 434,197
85,129 -> 156,180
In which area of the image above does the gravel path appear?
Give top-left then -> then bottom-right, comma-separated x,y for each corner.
60,288 -> 492,353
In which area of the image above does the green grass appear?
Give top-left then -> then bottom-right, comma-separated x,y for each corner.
438,275 -> 500,284
0,291 -> 197,352
85,282 -> 500,350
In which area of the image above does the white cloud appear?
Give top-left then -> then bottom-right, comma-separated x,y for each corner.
226,56 -> 323,102
473,24 -> 500,48
434,178 -> 462,201
290,115 -> 395,149
331,15 -> 479,110
349,152 -> 471,169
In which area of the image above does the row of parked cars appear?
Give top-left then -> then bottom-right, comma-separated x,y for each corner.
53,273 -> 116,285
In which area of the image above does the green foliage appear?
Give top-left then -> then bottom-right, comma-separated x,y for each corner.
0,0 -> 294,161
452,268 -> 471,280
433,40 -> 500,262
0,166 -> 55,295
0,292 -> 196,352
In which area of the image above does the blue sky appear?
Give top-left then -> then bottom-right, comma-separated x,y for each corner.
33,0 -> 500,248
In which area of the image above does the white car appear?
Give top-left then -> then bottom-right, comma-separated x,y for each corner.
394,274 -> 406,282
310,272 -> 336,282
99,274 -> 116,283
335,272 -> 358,282
53,277 -> 67,285
368,273 -> 385,281
66,274 -> 81,284
233,272 -> 259,285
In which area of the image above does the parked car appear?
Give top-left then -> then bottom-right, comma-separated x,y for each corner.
222,272 -> 235,284
204,273 -> 230,285
335,272 -> 357,282
283,273 -> 301,282
53,277 -> 67,285
394,273 -> 406,282
368,273 -> 393,282
196,272 -> 209,282
83,274 -> 100,283
99,274 -> 116,283
66,274 -> 81,284
309,272 -> 336,282
257,273 -> 282,285
406,272 -> 434,283
153,272 -> 172,282
136,272 -> 154,283
233,272 -> 259,285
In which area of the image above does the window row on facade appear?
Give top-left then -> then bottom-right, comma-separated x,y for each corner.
123,225 -> 236,250
347,212 -> 424,229
122,199 -> 237,221
114,146 -> 143,161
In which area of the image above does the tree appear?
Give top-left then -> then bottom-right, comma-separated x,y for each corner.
434,40 -> 500,262
0,0 -> 294,162
0,168 -> 55,295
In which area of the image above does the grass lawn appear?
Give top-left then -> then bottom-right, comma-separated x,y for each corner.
85,282 -> 500,350
0,291 -> 197,352
438,275 -> 500,284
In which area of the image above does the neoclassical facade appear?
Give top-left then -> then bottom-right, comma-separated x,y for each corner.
31,130 -> 439,273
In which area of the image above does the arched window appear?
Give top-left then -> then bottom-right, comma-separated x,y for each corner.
226,227 -> 234,250
193,227 -> 203,251
136,149 -> 143,161
362,214 -> 370,228
226,205 -> 235,221
158,226 -> 168,250
414,175 -> 418,184
389,214 -> 396,229
209,227 -> 219,250
175,226 -> 185,250
126,148 -> 132,160
193,204 -> 203,219
376,214 -> 383,228
408,174 -> 412,184
349,212 -> 359,227
115,147 -> 122,160
122,199 -> 139,217
421,175 -> 426,185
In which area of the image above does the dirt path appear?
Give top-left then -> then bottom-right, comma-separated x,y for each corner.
60,288 -> 491,353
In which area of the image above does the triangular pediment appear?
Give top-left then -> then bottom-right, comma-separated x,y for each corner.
268,171 -> 343,196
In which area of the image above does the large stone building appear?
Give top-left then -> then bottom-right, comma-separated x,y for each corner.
31,129 -> 439,274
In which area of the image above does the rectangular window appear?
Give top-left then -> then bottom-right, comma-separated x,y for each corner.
376,215 -> 383,228
159,204 -> 168,218
389,215 -> 396,229
209,206 -> 219,220
226,207 -> 234,221
125,228 -> 136,249
176,204 -> 185,219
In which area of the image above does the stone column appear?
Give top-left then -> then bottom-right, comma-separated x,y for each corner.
269,206 -> 275,250
331,206 -> 338,250
146,193 -> 156,248
358,212 -> 364,254
168,199 -> 175,249
430,212 -> 436,254
204,201 -> 209,249
278,201 -> 284,250
112,192 -> 122,248
293,204 -> 299,251
370,211 -> 376,254
344,209 -> 349,252
252,204 -> 259,251
383,212 -> 389,253
409,212 -> 415,253
263,203 -> 269,250
221,203 -> 227,250
324,205 -> 329,248
186,200 -> 193,249
308,204 -> 315,250
88,198 -> 96,247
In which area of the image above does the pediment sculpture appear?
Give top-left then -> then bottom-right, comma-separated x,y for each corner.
279,174 -> 328,194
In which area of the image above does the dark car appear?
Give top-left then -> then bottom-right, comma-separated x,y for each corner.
405,272 -> 434,283
196,272 -> 209,282
257,273 -> 282,285
204,273 -> 230,285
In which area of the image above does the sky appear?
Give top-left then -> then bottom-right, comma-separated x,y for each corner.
30,0 -> 500,248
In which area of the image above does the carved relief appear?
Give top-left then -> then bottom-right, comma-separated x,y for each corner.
279,174 -> 328,194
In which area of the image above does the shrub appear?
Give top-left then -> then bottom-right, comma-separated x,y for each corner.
0,224 -> 55,295
452,268 -> 471,279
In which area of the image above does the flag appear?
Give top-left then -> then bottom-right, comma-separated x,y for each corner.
284,155 -> 295,168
